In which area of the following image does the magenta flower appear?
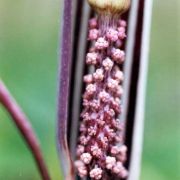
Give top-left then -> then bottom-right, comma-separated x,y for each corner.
0,0 -> 153,180
75,16 -> 128,179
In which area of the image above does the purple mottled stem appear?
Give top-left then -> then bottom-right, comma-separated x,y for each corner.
0,80 -> 50,180
127,0 -> 153,179
57,0 -> 74,179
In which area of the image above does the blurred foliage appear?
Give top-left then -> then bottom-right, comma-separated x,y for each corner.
0,0 -> 179,180
141,0 -> 180,180
0,0 -> 61,179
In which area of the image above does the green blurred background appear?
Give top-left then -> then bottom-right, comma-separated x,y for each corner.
0,0 -> 179,180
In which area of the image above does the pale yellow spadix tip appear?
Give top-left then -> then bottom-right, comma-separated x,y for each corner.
88,0 -> 130,15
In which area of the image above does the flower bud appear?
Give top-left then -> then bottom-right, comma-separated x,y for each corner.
88,0 -> 130,15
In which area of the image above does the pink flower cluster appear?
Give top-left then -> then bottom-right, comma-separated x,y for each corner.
75,17 -> 128,179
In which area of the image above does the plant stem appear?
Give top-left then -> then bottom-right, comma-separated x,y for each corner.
57,0 -> 74,179
0,80 -> 50,180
